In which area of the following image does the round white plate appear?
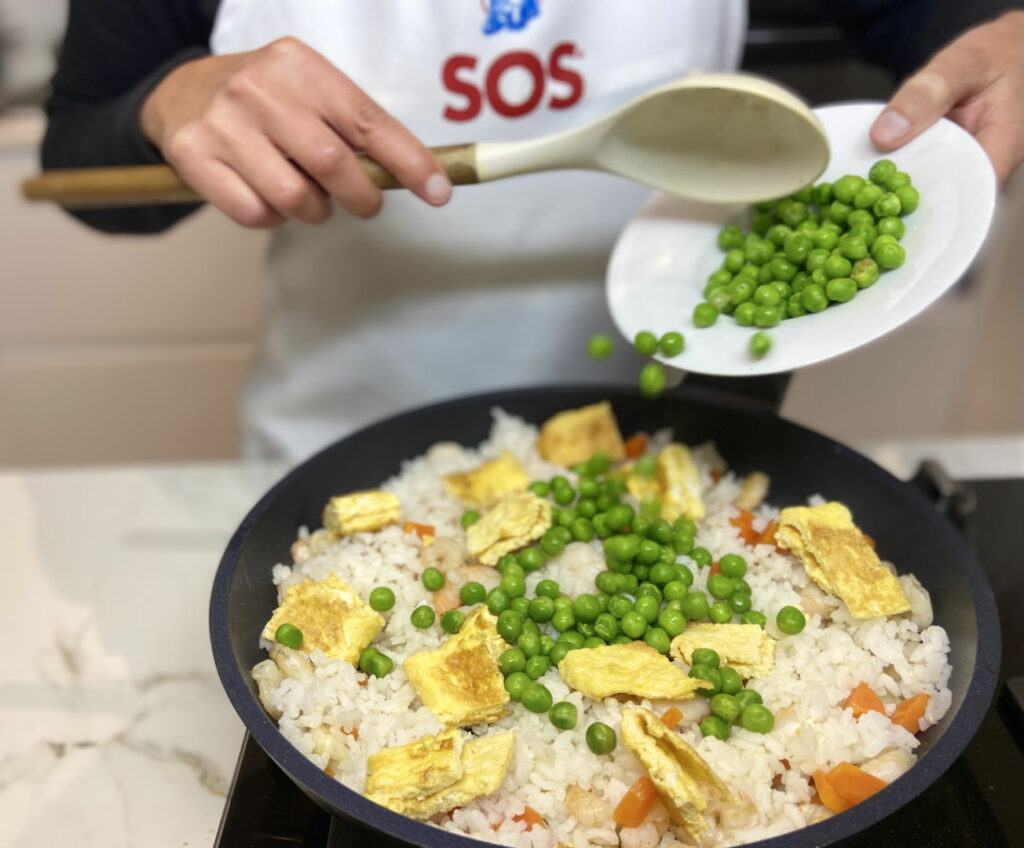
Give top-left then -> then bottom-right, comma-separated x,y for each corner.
606,101 -> 997,376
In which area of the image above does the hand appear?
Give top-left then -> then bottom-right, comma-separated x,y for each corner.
870,10 -> 1024,183
140,37 -> 452,227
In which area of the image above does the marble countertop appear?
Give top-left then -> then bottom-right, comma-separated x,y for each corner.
2,436 -> 1022,848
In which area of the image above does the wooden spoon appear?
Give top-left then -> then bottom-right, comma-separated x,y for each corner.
22,72 -> 829,209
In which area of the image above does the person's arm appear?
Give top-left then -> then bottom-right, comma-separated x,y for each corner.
42,0 -> 216,233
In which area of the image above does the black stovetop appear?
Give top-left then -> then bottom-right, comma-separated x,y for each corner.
214,477 -> 1024,848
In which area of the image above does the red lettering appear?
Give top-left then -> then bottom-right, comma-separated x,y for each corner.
442,54 -> 482,122
548,42 -> 583,110
485,51 -> 545,118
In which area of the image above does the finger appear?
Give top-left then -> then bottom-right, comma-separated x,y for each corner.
870,50 -> 989,150
253,99 -> 384,218
304,63 -> 451,206
176,157 -> 284,229
974,121 -> 1024,183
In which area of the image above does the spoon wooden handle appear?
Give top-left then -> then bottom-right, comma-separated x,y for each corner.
21,143 -> 479,208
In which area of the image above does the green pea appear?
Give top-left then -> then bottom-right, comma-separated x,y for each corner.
604,533 -> 639,562
455,581 -> 482,607
586,721 -> 617,755
370,652 -> 394,678
727,278 -> 755,307
486,587 -> 510,615
517,630 -> 541,658
753,306 -> 781,328
769,281 -> 791,299
587,453 -> 611,476
358,647 -> 380,675
587,333 -> 613,359
555,508 -> 577,529
846,208 -> 875,228
274,623 -> 303,649
539,529 -> 565,559
529,580 -> 556,601
753,284 -> 780,307
700,715 -> 730,741
813,182 -> 833,205
636,582 -> 662,602
853,183 -> 883,210
870,191 -> 900,218
827,200 -> 852,226
504,671 -> 530,701
619,610 -> 647,639
657,607 -> 686,637
549,701 -> 578,730
731,577 -> 752,596
812,228 -> 839,250
810,267 -> 829,287
550,607 -> 575,634
741,704 -> 775,733
518,548 -> 544,572
496,609 -> 524,642
635,595 -> 660,625
501,572 -> 527,599
764,223 -> 792,248
570,594 -> 599,624
672,531 -> 695,555
577,498 -> 598,519
594,612 -> 619,641
884,171 -> 912,192
823,254 -> 852,279
520,682 -> 553,714
707,574 -> 734,600
769,256 -> 798,282
499,648 -> 527,675
794,185 -> 815,203
729,593 -> 752,613
411,605 -> 436,628
634,330 -> 658,356
751,210 -> 775,233
552,485 -> 576,506
525,654 -> 550,680
851,257 -> 880,289
680,591 -> 709,621
825,277 -> 857,303
708,601 -> 733,623
718,553 -> 746,579
787,298 -> 808,319
805,248 -> 829,273
620,573 -> 639,594
658,331 -> 685,357
849,223 -> 877,248
776,605 -> 806,635
509,596 -> 530,616
580,636 -> 604,649
548,642 -> 571,666
717,225 -> 743,250
528,481 -> 550,497
711,692 -> 742,723
874,241 -> 906,269
663,580 -> 688,603
526,596 -> 553,624
800,284 -> 828,313
689,664 -> 722,696
607,595 -> 633,620
631,539 -> 657,567
832,174 -> 865,204
776,199 -> 808,228
735,689 -> 764,712
783,233 -> 813,265
869,158 -> 897,184
640,518 -> 667,545
734,302 -> 757,327
422,567 -> 445,591
593,570 -> 617,596
459,509 -> 481,530
368,587 -> 396,612
693,302 -> 719,328
795,218 -> 819,235
691,647 -> 720,668
440,609 -> 465,634
723,247 -> 746,273
877,216 -> 905,239
639,363 -> 667,398
756,263 -> 774,285
644,626 -> 671,654
741,610 -> 767,629
558,630 -> 585,650
648,563 -> 675,587
837,234 -> 868,261
719,666 -> 743,696
749,331 -> 772,357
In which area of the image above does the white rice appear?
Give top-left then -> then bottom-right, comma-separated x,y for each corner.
257,409 -> 953,848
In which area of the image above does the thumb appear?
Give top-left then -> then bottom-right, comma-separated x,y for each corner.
870,55 -> 984,150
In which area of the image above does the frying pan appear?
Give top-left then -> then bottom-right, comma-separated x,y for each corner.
209,385 -> 1000,848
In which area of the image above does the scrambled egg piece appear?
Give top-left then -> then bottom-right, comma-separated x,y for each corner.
465,492 -> 551,566
558,642 -> 702,701
624,462 -> 662,506
365,729 -> 515,819
536,402 -> 626,466
262,574 -> 383,663
322,490 -> 401,536
776,502 -> 910,619
621,707 -> 729,839
670,623 -> 776,679
657,444 -> 705,524
442,452 -> 530,509
404,607 -> 510,726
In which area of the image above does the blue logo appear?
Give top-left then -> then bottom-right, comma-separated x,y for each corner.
481,0 -> 540,35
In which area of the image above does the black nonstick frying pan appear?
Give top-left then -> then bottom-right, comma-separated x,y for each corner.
209,385 -> 1000,848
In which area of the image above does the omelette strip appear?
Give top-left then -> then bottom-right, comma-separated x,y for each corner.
558,642 -> 702,701
670,623 -> 776,679
624,444 -> 705,524
621,707 -> 730,839
262,574 -> 384,662
465,492 -> 551,565
442,452 -> 530,509
404,607 -> 510,726
323,490 -> 402,536
776,502 -> 910,619
536,401 -> 626,466
366,731 -> 516,819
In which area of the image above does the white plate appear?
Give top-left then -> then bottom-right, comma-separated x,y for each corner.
606,102 -> 997,376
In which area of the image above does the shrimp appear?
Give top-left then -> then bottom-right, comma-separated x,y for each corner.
268,643 -> 314,683
566,784 -> 612,828
799,583 -> 838,622
618,799 -> 670,848
251,659 -> 283,719
798,803 -> 833,825
424,537 -> 499,613
708,785 -> 758,831
898,573 -> 933,629
309,724 -> 350,769
291,539 -> 313,565
734,471 -> 770,510
860,747 -> 915,783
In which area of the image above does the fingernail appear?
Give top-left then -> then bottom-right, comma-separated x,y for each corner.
425,173 -> 451,205
873,109 -> 910,145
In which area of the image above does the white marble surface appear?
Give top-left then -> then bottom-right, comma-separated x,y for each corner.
2,436 -> 1022,848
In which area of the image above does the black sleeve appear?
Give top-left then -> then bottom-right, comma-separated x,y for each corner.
816,0 -> 1024,81
42,0 -> 218,234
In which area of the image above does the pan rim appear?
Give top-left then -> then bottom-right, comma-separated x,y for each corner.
210,383 -> 1001,848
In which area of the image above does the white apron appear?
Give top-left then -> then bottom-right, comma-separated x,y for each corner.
211,1 -> 746,461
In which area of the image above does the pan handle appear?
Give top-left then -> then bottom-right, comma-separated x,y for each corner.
908,459 -> 977,533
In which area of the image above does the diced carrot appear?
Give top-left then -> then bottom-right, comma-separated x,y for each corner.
759,520 -> 779,548
403,522 -> 435,540
828,761 -> 888,805
813,770 -> 853,814
613,777 -> 658,828
624,433 -> 648,459
711,469 -> 723,484
343,726 -> 359,741
729,509 -> 761,546
863,533 -> 876,548
771,773 -> 783,789
325,766 -> 335,777
660,707 -> 683,731
512,806 -> 545,831
780,758 -> 791,770
891,693 -> 930,734
708,561 -> 722,577
843,682 -> 886,719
